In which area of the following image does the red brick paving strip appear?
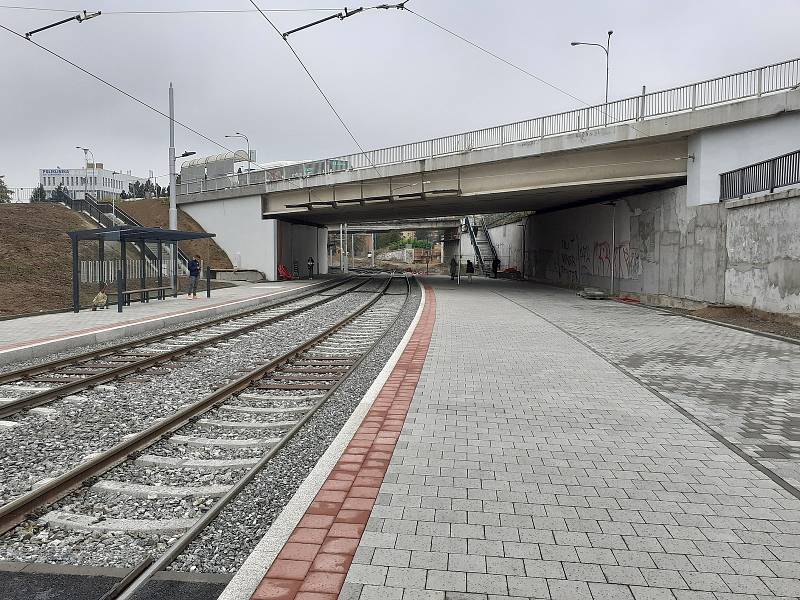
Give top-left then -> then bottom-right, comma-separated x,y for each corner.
251,284 -> 436,600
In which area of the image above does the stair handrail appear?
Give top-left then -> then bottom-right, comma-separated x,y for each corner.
95,200 -> 191,270
463,216 -> 487,275
478,216 -> 499,266
60,193 -> 189,275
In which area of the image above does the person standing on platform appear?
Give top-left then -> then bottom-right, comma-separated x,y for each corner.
307,256 -> 315,279
466,259 -> 475,282
492,257 -> 501,279
187,255 -> 201,299
449,257 -> 458,281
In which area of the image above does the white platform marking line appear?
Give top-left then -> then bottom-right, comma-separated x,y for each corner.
0,283 -> 317,355
217,281 -> 426,600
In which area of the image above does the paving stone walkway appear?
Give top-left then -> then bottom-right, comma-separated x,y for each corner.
341,277 -> 800,600
496,285 -> 800,491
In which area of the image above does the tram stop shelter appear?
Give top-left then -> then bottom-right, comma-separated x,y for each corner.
68,226 -> 216,313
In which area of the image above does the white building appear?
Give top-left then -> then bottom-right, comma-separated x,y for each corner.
39,163 -> 146,201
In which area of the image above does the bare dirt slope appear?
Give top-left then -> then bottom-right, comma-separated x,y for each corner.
683,305 -> 800,340
0,204 -> 98,316
117,198 -> 232,269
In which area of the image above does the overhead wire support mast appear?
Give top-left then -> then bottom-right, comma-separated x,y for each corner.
280,2 -> 408,39
25,9 -> 99,38
282,7 -> 363,39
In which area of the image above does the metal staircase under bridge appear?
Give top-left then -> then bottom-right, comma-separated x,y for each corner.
59,194 -> 190,275
464,216 -> 499,276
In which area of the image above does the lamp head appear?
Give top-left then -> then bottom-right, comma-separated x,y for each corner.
608,30 -> 613,36
570,42 -> 580,46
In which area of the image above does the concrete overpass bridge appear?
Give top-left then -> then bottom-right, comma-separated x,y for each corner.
340,218 -> 461,233
177,57 -> 800,309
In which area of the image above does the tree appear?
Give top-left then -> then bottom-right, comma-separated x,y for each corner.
143,178 -> 155,198
52,183 -> 70,203
119,189 -> 129,200
376,231 -> 402,249
0,176 -> 12,203
31,183 -> 47,202
130,180 -> 144,198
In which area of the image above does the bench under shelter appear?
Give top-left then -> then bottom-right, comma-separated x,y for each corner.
68,226 -> 216,313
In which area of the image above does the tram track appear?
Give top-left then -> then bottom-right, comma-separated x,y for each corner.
0,277 -> 367,420
0,272 -> 410,590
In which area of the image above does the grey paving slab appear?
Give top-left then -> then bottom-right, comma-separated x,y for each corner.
340,277 -> 800,600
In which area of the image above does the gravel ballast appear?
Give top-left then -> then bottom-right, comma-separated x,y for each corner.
0,282 -> 380,505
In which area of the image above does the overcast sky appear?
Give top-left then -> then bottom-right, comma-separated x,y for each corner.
2,0 -> 799,188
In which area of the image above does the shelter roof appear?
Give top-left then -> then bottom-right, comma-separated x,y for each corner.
181,151 -> 250,167
68,226 -> 214,243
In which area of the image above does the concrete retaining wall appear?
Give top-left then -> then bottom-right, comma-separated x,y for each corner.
183,195 -> 278,280
725,189 -> 800,314
527,186 -> 727,304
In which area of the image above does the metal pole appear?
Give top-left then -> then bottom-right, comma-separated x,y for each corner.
604,31 -> 611,125
206,266 -> 211,298
98,239 -> 105,283
168,83 -> 178,231
82,150 -> 88,212
120,241 -> 127,307
157,240 -> 163,298
371,233 -> 375,267
245,135 -> 251,175
117,268 -> 123,313
89,149 -> 95,206
139,240 -> 146,300
344,223 -> 348,272
71,236 -> 80,313
172,241 -> 178,297
610,202 -> 616,297
339,224 -> 343,271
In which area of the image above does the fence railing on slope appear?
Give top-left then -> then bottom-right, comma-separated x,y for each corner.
180,57 -> 800,195
79,259 -> 176,284
720,149 -> 800,201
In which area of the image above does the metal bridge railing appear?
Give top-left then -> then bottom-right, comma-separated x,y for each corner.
720,149 -> 800,201
180,57 -> 800,195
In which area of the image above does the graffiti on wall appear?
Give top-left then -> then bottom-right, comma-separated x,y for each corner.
578,244 -> 592,277
540,239 -> 642,281
614,241 -> 642,279
593,241 -> 612,277
556,237 -> 578,283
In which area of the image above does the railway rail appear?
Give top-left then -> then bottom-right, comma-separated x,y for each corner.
0,273 -> 412,600
0,276 -> 368,420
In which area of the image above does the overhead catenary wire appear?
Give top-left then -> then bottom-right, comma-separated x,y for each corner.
246,0 -> 383,177
0,5 -> 340,14
0,21 -> 321,187
403,7 -> 648,137
0,22 -> 238,156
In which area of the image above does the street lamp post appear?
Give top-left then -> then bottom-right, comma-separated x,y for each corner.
571,30 -> 613,125
75,146 -> 94,210
225,132 -> 251,174
111,170 -> 120,222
